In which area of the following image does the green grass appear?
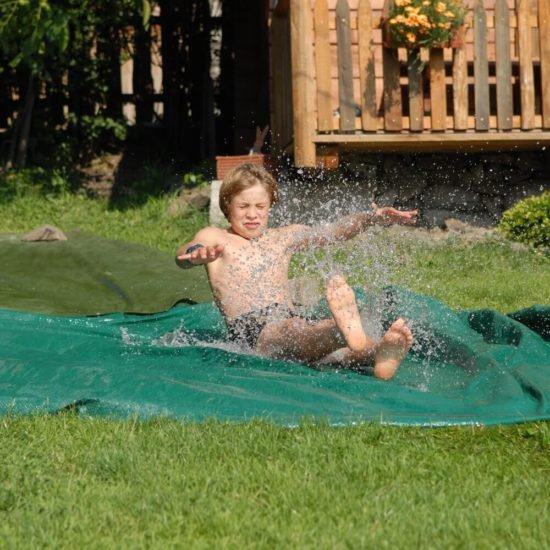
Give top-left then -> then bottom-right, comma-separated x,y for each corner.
0,188 -> 207,253
1,181 -> 550,548
1,417 -> 549,548
403,240 -> 550,311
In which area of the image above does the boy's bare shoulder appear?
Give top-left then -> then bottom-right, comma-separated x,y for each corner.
194,225 -> 229,243
268,224 -> 311,246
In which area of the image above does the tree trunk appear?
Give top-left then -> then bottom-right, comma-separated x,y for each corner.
8,73 -> 36,168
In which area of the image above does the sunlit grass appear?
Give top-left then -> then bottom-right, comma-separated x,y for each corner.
1,416 -> 549,548
0,192 -> 207,253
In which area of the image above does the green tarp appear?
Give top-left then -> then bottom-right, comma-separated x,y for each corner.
0,231 -> 212,315
1,233 -> 549,426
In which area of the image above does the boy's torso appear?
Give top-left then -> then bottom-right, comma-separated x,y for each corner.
206,227 -> 295,320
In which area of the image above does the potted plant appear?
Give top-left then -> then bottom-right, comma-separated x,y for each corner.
383,0 -> 467,49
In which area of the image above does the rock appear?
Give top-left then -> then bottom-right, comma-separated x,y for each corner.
21,225 -> 67,242
209,180 -> 227,226
167,186 -> 211,217
188,188 -> 210,210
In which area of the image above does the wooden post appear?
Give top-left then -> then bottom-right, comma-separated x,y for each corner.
290,0 -> 316,166
430,48 -> 446,131
517,0 -> 535,129
540,0 -> 550,128
270,11 -> 293,153
452,39 -> 468,130
474,0 -> 490,130
382,0 -> 402,131
495,0 -> 513,130
314,0 -> 332,132
336,0 -> 355,131
408,51 -> 424,132
357,0 -> 378,131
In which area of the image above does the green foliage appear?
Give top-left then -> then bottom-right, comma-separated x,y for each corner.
0,0 -> 70,76
182,171 -> 208,188
0,0 -> 151,168
66,113 -> 128,160
0,167 -> 74,199
499,191 -> 550,249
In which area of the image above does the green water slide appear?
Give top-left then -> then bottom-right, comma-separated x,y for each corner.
1,233 -> 549,426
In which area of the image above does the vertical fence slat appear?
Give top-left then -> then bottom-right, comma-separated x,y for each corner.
517,0 -> 535,129
408,52 -> 424,132
538,0 -> 550,128
430,48 -> 446,130
290,0 -> 316,166
336,0 -> 355,131
270,13 -> 293,152
357,0 -> 377,131
495,0 -> 513,130
382,0 -> 402,131
452,44 -> 468,130
474,0 -> 490,130
314,0 -> 332,132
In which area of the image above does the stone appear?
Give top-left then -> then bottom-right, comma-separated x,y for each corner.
21,225 -> 67,242
188,188 -> 210,211
209,180 -> 227,227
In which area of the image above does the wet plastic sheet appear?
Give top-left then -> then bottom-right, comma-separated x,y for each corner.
1,287 -> 549,426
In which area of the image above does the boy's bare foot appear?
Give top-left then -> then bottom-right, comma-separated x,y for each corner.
374,319 -> 413,380
326,274 -> 368,352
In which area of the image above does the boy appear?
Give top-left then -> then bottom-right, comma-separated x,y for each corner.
176,163 -> 418,380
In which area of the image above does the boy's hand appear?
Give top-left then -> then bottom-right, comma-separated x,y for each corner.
372,203 -> 419,226
177,244 -> 225,265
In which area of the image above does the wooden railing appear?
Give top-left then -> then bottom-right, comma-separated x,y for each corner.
283,0 -> 550,166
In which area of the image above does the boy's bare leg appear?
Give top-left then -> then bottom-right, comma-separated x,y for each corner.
257,274 -> 375,362
257,274 -> 413,379
316,319 -> 413,380
257,318 -> 346,363
326,274 -> 373,352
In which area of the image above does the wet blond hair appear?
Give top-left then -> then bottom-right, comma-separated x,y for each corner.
219,162 -> 279,220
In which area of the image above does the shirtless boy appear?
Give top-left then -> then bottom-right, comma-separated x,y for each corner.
176,163 -> 418,380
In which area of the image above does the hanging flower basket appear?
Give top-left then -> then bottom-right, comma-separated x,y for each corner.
383,0 -> 466,50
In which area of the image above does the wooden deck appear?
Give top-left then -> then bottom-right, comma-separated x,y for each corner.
270,0 -> 550,166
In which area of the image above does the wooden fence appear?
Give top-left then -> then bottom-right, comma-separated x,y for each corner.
280,0 -> 550,166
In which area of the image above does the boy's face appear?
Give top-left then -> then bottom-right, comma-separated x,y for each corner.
228,183 -> 271,240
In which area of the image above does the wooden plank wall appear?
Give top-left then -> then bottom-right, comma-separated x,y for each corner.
298,0 -> 549,134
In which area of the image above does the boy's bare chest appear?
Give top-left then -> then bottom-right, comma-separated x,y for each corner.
210,236 -> 290,282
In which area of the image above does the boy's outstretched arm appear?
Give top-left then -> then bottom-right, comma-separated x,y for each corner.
175,228 -> 225,269
291,204 -> 418,250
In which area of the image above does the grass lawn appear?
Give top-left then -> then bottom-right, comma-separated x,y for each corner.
1,186 -> 549,548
